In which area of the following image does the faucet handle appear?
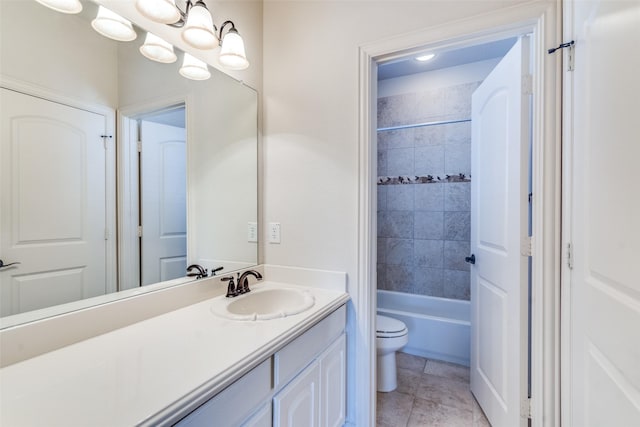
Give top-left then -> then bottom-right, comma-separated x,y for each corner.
222,276 -> 237,298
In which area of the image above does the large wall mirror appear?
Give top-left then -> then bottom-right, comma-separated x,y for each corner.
0,0 -> 258,328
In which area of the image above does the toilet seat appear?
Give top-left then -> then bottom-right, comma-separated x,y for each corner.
376,315 -> 408,338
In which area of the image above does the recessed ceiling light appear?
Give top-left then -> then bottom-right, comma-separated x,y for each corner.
415,54 -> 436,62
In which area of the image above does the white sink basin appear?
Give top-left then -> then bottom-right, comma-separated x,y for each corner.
211,286 -> 315,321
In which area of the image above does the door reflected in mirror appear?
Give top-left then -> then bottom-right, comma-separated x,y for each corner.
0,0 -> 258,327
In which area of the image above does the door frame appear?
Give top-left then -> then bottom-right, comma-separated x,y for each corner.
0,75 -> 117,296
355,2 -> 561,426
117,95 -> 190,291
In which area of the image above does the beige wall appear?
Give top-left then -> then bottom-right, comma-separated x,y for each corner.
261,1 -> 547,422
261,0 -> 532,288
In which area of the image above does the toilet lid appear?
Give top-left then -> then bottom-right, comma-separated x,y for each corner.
376,315 -> 407,335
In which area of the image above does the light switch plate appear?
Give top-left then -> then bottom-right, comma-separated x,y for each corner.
268,222 -> 281,244
248,222 -> 258,242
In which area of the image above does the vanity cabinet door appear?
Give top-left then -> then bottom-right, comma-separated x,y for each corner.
273,362 -> 320,427
175,359 -> 271,427
320,334 -> 346,427
240,402 -> 271,427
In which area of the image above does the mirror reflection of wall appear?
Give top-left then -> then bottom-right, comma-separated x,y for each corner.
0,0 -> 258,326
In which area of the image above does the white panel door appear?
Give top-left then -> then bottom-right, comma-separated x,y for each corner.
567,0 -> 640,425
470,37 -> 530,427
140,120 -> 186,285
0,88 -> 107,316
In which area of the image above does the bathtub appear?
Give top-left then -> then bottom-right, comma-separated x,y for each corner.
377,290 -> 470,366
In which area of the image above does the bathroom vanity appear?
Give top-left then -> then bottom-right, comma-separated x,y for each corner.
0,270 -> 349,426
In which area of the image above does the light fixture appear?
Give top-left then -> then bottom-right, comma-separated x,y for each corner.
415,54 -> 436,62
135,0 -> 181,25
179,53 -> 211,80
140,33 -> 178,63
181,1 -> 218,49
218,22 -> 249,70
136,0 -> 250,71
91,6 -> 137,42
34,0 -> 82,14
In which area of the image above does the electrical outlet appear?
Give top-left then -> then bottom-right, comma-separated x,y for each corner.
268,222 -> 281,244
247,222 -> 258,242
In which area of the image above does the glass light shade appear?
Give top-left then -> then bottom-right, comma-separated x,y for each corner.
34,0 -> 82,14
181,2 -> 218,49
135,0 -> 180,25
218,30 -> 249,70
415,53 -> 436,62
179,54 -> 211,80
91,6 -> 137,42
140,33 -> 177,63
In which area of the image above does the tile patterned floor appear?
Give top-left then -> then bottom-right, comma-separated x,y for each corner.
377,353 -> 491,427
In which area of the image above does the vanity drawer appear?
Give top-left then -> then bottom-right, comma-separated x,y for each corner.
176,358 -> 272,427
274,305 -> 346,388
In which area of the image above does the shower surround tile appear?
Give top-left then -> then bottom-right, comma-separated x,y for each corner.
377,185 -> 388,211
386,239 -> 414,265
415,145 -> 445,177
414,125 -> 445,147
378,211 -> 414,239
387,147 -> 415,176
444,240 -> 471,272
386,265 -> 415,293
414,239 -> 444,268
377,80 -> 477,301
445,142 -> 471,175
378,150 -> 388,176
444,211 -> 471,241
378,128 -> 414,150
414,267 -> 444,296
415,183 -> 444,211
445,182 -> 471,211
388,185 -> 414,211
443,269 -> 471,299
414,211 -> 444,240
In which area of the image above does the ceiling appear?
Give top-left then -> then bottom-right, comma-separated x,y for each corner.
378,37 -> 518,80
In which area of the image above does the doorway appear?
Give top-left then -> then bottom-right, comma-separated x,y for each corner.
374,35 -> 532,426
355,4 -> 561,426
118,102 -> 187,290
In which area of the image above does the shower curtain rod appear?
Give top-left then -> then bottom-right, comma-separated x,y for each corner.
377,118 -> 471,132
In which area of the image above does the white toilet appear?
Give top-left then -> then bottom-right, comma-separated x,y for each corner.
376,314 -> 409,392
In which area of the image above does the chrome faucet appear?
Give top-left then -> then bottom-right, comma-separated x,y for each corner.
236,270 -> 263,295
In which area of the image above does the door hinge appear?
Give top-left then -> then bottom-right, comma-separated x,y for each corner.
101,135 -> 113,150
522,74 -> 533,95
104,228 -> 109,240
137,141 -> 142,153
521,236 -> 533,257
567,242 -> 574,269
137,226 -> 143,238
523,397 -> 533,419
567,44 -> 575,72
548,40 -> 575,72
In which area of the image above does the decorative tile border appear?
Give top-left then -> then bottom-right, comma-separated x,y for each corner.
377,174 -> 471,185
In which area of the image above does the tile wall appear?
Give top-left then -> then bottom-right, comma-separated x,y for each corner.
376,82 -> 480,300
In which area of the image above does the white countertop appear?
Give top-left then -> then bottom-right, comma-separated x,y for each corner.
0,281 -> 349,426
